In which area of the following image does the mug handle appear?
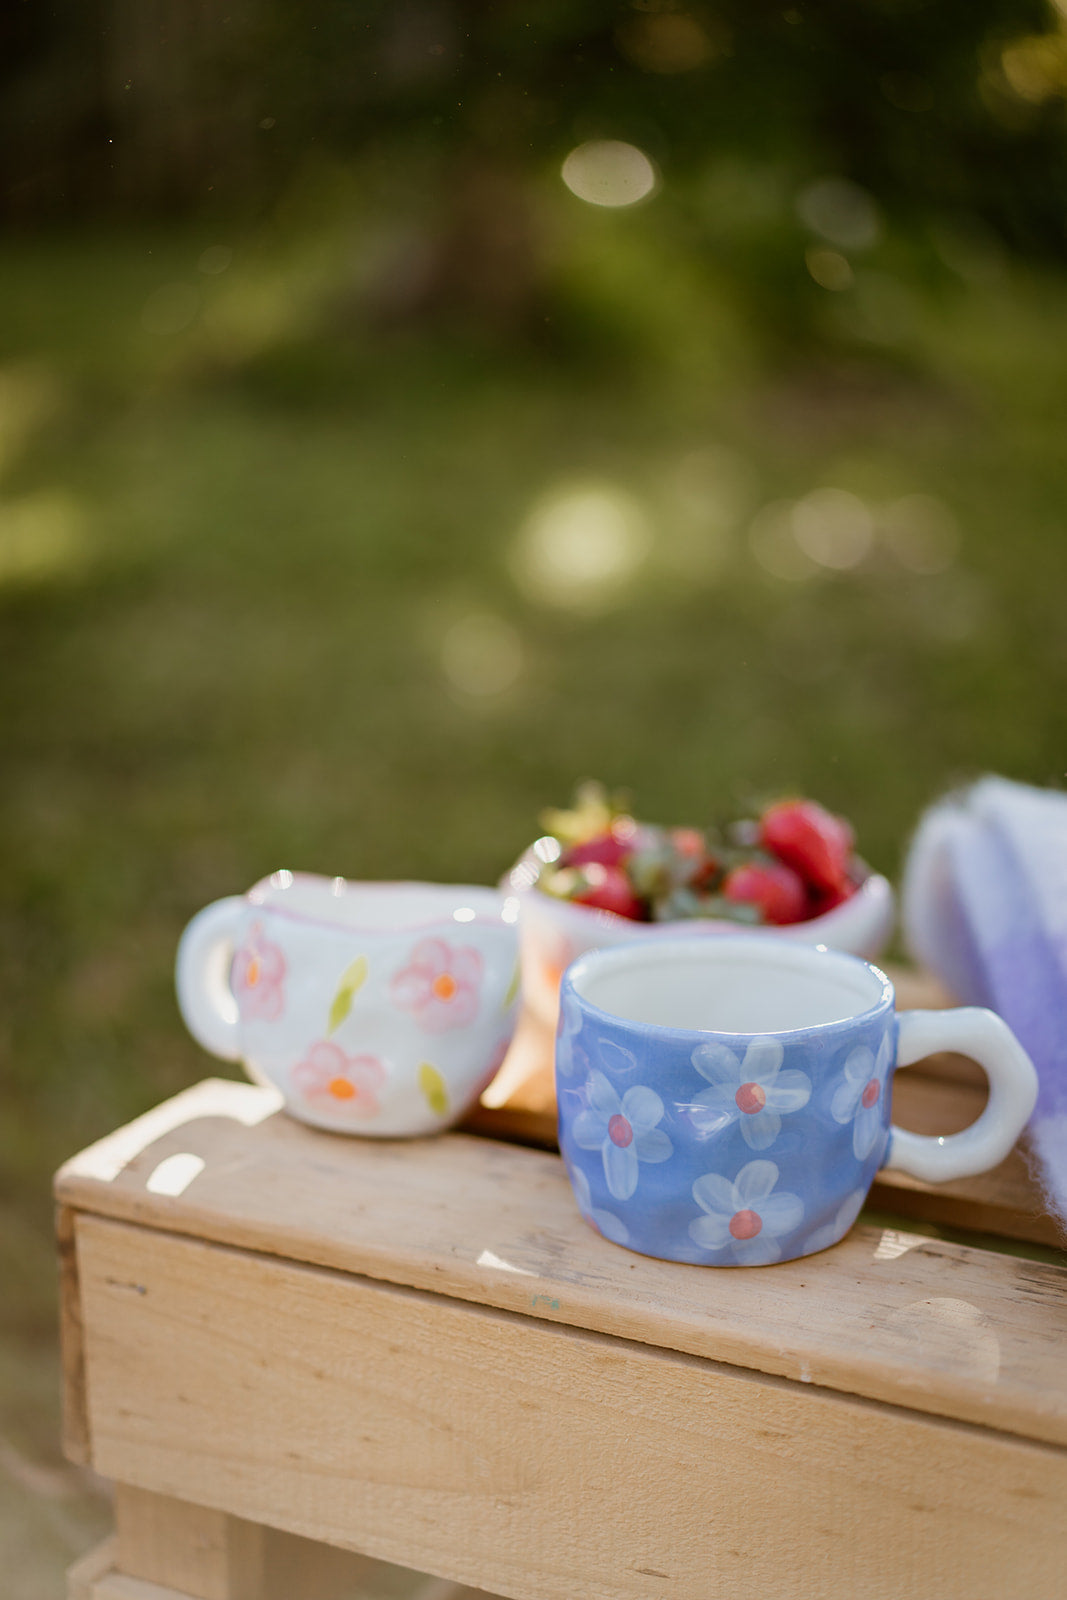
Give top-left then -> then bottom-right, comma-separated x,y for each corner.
175,896 -> 245,1062
884,1008 -> 1038,1183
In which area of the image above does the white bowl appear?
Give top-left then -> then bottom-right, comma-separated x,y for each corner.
505,840 -> 895,1030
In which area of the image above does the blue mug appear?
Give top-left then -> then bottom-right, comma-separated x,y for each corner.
556,936 -> 1037,1266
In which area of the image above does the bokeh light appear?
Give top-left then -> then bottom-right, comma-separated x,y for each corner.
1001,34 -> 1067,103
615,12 -> 724,74
879,494 -> 960,573
749,490 -> 878,579
512,481 -> 650,609
441,612 -> 523,697
750,488 -> 961,583
748,500 -> 819,582
806,247 -> 853,291
797,177 -> 881,251
0,366 -> 64,478
792,488 -> 874,570
0,491 -> 86,586
561,141 -> 658,208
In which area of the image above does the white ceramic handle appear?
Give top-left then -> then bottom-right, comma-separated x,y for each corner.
175,896 -> 245,1061
885,1008 -> 1038,1183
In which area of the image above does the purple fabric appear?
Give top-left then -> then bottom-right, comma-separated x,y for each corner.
903,778 -> 1067,1233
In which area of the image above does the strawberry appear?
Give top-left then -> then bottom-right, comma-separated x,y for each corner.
723,861 -> 808,926
561,816 -> 638,870
670,826 -> 705,858
670,827 -> 720,890
758,799 -> 854,895
571,863 -> 646,920
807,880 -> 857,919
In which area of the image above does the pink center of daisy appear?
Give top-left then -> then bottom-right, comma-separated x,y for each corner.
729,1208 -> 763,1241
608,1114 -> 633,1148
735,1081 -> 767,1115
861,1079 -> 880,1109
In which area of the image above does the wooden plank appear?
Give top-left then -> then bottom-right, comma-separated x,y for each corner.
56,1081 -> 1067,1444
68,1537 -> 117,1600
93,1570 -> 201,1600
114,1483 -> 482,1600
90,1576 -> 493,1600
114,1485 -> 267,1599
79,1516 -> 497,1600
57,1202 -> 92,1465
75,1216 -> 1067,1600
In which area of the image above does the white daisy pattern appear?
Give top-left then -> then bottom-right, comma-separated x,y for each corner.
830,1035 -> 893,1161
690,1036 -> 812,1152
688,1159 -> 804,1265
571,1069 -> 673,1201
555,991 -> 588,1078
801,1187 -> 867,1256
567,1163 -> 631,1246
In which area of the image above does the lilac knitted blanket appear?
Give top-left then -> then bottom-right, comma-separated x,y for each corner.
902,776 -> 1067,1235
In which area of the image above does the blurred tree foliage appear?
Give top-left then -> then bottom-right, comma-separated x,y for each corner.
4,1 -> 1067,266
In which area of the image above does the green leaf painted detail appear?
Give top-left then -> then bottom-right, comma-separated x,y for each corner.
418,1061 -> 449,1118
327,954 -> 368,1034
502,961 -> 521,1012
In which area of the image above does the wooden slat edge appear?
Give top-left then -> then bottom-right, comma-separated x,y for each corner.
66,1535 -> 116,1600
75,1204 -> 1067,1449
92,1571 -> 199,1600
57,1202 -> 92,1466
871,1159 -> 1066,1249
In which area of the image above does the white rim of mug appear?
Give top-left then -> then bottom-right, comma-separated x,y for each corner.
243,871 -> 519,935
562,933 -> 895,1044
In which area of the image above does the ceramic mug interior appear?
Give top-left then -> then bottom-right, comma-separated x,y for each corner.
570,936 -> 889,1035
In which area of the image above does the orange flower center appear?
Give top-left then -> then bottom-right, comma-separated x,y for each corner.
328,1077 -> 356,1100
246,957 -> 260,986
433,973 -> 457,1001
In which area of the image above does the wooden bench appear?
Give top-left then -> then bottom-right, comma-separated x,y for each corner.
56,975 -> 1067,1599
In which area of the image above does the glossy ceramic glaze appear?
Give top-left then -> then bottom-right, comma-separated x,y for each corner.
176,873 -> 520,1136
507,838 -> 896,1030
556,936 -> 1038,1265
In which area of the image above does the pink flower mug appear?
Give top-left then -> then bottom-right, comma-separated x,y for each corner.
176,872 -> 521,1136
